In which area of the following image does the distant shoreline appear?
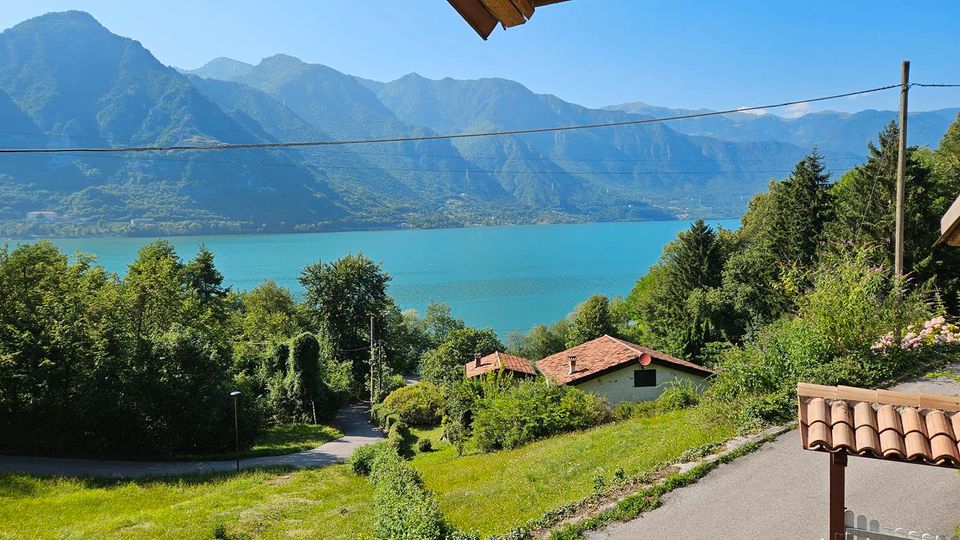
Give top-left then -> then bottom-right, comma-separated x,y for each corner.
1,215 -> 741,243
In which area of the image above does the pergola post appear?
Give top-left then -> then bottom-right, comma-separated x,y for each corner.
829,452 -> 847,540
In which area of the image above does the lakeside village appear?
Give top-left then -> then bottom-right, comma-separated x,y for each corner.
6,118 -> 960,537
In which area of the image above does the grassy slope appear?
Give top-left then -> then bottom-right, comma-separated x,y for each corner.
410,408 -> 734,536
0,409 -> 732,539
0,465 -> 371,540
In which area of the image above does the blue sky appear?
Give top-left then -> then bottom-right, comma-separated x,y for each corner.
2,1 -> 958,115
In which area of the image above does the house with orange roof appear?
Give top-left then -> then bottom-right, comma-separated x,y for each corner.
465,351 -> 537,379
536,335 -> 713,405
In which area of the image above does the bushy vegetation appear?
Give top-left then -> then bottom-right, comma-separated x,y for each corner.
0,242 -> 448,456
504,119 -> 960,434
0,241 -> 251,456
441,375 -> 611,453
376,382 -> 446,427
350,439 -> 469,539
368,448 -> 456,539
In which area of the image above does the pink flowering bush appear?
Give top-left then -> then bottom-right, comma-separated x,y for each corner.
871,316 -> 960,351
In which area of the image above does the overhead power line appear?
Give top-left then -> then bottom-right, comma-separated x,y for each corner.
0,84 -> 903,155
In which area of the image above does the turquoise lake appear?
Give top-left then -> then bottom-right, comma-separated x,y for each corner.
30,220 -> 738,338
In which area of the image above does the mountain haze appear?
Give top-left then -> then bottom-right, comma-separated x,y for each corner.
0,11 -> 955,237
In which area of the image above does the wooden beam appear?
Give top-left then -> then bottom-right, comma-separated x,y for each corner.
511,0 -> 535,18
829,452 -> 847,540
798,382 -> 960,412
480,0 -> 526,27
447,0 -> 499,39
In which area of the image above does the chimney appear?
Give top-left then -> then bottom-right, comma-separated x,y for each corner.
474,352 -> 482,368
568,355 -> 577,375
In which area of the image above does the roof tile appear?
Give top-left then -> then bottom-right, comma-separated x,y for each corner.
536,335 -> 712,385
798,383 -> 960,469
464,351 -> 535,378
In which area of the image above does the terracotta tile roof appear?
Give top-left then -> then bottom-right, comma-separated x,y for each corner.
536,335 -> 712,385
464,351 -> 535,378
797,382 -> 960,469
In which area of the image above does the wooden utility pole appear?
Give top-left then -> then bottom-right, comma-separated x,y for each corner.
894,60 -> 910,279
369,315 -> 375,412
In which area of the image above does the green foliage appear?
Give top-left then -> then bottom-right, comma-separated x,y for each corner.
300,254 -> 392,388
420,327 -> 503,386
0,241 -> 250,455
417,438 -> 433,453
292,332 -> 323,404
375,374 -> 408,404
708,247 -> 936,427
611,379 -> 702,421
368,446 -> 454,540
508,320 -> 569,361
471,379 -> 611,452
350,441 -> 392,476
656,379 -> 703,411
566,295 -> 616,347
376,382 -> 446,427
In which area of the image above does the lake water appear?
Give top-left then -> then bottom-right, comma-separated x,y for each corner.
27,220 -> 738,338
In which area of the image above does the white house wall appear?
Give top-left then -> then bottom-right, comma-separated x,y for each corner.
572,364 -> 707,406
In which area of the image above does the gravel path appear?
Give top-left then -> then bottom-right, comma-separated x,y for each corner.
0,403 -> 383,479
589,372 -> 960,539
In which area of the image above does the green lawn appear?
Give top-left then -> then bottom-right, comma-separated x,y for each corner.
0,465 -> 371,540
177,423 -> 342,461
410,408 -> 735,536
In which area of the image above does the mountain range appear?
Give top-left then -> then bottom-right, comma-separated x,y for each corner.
0,11 -> 956,237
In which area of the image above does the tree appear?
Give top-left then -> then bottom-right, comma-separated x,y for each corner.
299,254 -> 390,381
183,244 -> 227,307
420,328 -> 504,385
291,332 -> 323,411
507,320 -> 568,361
566,294 -> 615,347
646,220 -> 730,360
766,150 -> 833,268
664,219 -> 726,298
419,302 -> 465,347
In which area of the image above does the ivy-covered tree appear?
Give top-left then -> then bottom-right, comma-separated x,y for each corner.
299,254 -> 391,384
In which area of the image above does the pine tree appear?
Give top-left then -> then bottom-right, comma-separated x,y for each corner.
769,150 -> 833,267
666,219 -> 725,298
184,244 -> 227,306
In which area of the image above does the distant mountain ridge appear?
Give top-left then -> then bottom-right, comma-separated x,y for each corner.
604,101 -> 960,155
0,11 -> 956,237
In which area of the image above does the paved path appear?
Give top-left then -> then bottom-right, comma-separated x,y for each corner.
0,403 -> 383,479
590,373 -> 960,540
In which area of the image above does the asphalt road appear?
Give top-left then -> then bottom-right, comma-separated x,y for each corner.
590,374 -> 960,540
0,403 -> 383,479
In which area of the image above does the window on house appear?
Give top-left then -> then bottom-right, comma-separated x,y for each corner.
633,369 -> 656,387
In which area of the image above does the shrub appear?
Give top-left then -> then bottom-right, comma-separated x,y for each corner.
386,419 -> 410,453
416,438 -> 433,453
350,442 -> 391,476
706,247 -> 937,429
656,378 -> 702,411
376,382 -> 445,427
369,447 -> 453,539
375,374 -> 407,404
471,379 -> 610,452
